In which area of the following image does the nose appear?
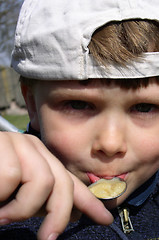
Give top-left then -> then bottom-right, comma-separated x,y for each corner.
92,117 -> 127,158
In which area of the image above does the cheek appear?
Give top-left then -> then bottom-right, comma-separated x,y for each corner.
135,135 -> 159,170
42,129 -> 84,164
54,134 -> 78,155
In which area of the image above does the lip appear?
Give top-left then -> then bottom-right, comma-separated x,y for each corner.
87,172 -> 128,184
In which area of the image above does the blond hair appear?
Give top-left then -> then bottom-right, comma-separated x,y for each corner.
88,19 -> 159,66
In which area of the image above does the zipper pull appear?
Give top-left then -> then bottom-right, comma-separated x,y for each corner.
118,207 -> 134,234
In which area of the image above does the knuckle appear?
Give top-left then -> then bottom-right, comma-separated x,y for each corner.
26,134 -> 42,145
4,167 -> 21,183
40,174 -> 54,191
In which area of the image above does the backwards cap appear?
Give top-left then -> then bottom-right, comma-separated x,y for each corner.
11,0 -> 159,80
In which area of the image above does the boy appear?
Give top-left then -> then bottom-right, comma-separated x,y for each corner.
0,0 -> 159,239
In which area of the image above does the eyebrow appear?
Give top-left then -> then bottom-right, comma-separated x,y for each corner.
51,88 -> 94,99
49,85 -> 104,103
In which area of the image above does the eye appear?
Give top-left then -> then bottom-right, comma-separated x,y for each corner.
130,103 -> 157,113
66,100 -> 92,110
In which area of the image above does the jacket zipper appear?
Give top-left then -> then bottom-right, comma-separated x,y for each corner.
118,207 -> 134,234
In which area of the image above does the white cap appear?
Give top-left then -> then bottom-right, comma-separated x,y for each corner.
11,0 -> 159,80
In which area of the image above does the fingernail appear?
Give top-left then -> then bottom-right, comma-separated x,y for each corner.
0,218 -> 10,225
47,233 -> 58,240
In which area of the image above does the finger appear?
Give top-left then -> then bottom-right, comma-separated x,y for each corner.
38,174 -> 74,240
37,151 -> 74,240
0,132 -> 21,201
69,172 -> 114,225
0,146 -> 54,222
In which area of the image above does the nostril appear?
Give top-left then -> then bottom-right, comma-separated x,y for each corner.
92,139 -> 127,159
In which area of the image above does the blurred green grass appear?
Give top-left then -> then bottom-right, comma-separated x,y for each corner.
2,114 -> 30,131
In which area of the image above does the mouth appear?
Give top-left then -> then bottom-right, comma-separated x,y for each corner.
87,172 -> 128,184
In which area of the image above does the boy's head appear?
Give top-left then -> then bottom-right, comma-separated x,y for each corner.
12,0 -> 159,208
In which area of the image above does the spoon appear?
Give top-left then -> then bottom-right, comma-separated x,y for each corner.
88,177 -> 127,200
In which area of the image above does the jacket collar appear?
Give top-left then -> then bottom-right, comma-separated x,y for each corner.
127,172 -> 158,206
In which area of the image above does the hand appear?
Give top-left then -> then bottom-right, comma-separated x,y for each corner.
38,171 -> 113,240
0,132 -> 113,240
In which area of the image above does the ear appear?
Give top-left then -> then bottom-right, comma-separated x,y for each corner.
21,83 -> 40,131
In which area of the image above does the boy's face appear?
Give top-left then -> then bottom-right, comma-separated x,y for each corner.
27,78 -> 159,207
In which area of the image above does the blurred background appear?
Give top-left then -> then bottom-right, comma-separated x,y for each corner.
0,0 -> 29,131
